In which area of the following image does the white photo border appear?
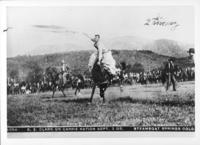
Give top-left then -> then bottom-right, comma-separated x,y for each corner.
1,0 -> 200,144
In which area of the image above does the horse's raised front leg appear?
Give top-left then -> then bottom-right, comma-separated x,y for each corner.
90,84 -> 96,102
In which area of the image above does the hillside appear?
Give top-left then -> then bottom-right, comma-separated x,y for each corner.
25,35 -> 193,58
144,39 -> 192,58
7,50 -> 193,79
105,36 -> 152,50
106,36 -> 193,58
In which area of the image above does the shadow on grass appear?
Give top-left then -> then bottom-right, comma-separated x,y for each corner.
41,94 -> 194,107
40,94 -> 74,100
140,90 -> 162,93
54,98 -> 91,104
110,96 -> 194,107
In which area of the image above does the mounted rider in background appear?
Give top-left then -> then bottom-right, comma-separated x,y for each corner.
61,60 -> 70,84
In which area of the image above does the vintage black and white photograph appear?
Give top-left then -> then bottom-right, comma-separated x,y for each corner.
6,5 -> 195,133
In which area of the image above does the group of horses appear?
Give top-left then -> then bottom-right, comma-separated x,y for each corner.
44,66 -> 90,98
43,61 -> 124,102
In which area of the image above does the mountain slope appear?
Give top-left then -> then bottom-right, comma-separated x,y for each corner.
105,36 -> 152,50
7,50 -> 193,79
144,39 -> 192,58
28,35 -> 193,58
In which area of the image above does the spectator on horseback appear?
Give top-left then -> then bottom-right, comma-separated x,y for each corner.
165,58 -> 176,91
87,34 -> 120,79
61,60 -> 70,84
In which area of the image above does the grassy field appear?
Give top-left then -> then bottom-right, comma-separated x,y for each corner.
7,81 -> 195,127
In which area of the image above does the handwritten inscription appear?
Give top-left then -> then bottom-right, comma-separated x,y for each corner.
144,15 -> 180,30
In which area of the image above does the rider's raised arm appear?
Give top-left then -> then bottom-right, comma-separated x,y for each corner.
82,32 -> 94,42
91,38 -> 96,42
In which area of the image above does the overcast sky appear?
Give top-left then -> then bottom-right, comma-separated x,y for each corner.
7,6 -> 194,57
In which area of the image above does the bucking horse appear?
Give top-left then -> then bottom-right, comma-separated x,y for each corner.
45,66 -> 72,98
90,61 -> 125,103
